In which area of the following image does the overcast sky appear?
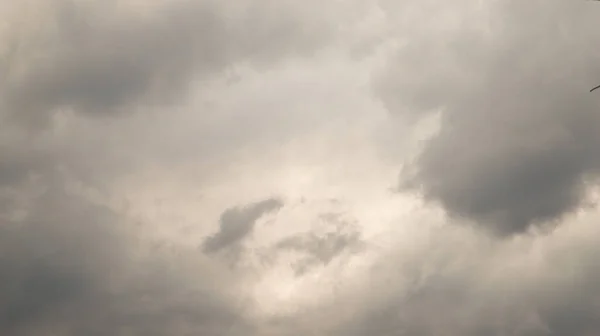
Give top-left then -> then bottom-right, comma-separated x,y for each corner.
2,0 -> 600,335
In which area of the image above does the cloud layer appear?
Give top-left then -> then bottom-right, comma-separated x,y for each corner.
0,1 -> 337,334
1,0 -> 336,127
0,173 -> 250,335
203,198 -> 283,254
3,0 -> 600,335
378,0 -> 600,235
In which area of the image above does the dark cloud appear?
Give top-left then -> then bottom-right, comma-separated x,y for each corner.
0,1 -> 342,331
1,0 -> 336,127
8,0 -> 600,335
0,3 -> 339,330
203,198 -> 283,254
0,173 -> 250,336
0,258 -> 87,332
378,0 -> 600,235
0,174 -> 119,334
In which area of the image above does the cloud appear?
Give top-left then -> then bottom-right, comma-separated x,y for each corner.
377,0 -> 600,235
0,169 -> 253,336
203,198 -> 283,254
260,215 -> 600,336
273,212 -> 365,276
6,0 -> 600,335
337,220 -> 600,336
0,0 -> 382,335
0,0 -> 337,127
0,2 -> 365,332
0,5 -> 345,330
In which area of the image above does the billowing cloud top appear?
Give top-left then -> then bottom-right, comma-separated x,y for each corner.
1,0 -> 337,127
379,0 -> 600,235
2,0 -> 600,335
203,198 -> 283,254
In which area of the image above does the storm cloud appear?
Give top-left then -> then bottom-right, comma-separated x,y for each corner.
1,0 -> 337,127
4,0 -> 600,335
203,198 -> 283,254
0,170 -> 249,336
323,220 -> 600,336
378,0 -> 600,235
0,0 -> 329,334
273,212 -> 365,276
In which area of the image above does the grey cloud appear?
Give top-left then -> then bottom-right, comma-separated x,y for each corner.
0,2 -> 346,332
203,198 -> 283,254
0,176 -> 120,334
0,170 -> 250,335
0,259 -> 87,333
0,133 -> 61,190
0,0 -> 362,199
299,223 -> 600,336
273,212 -> 365,276
1,0 -> 336,127
11,0 -> 600,335
0,149 -> 49,187
377,0 -> 600,235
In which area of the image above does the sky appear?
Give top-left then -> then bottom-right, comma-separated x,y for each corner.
2,0 -> 600,335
